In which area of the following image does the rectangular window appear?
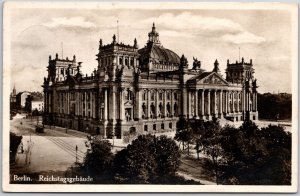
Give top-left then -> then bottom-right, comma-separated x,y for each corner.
153,124 -> 156,131
144,125 -> 148,132
169,122 -> 172,129
130,58 -> 134,66
161,123 -> 164,130
159,93 -> 163,100
174,93 -> 178,100
61,68 -> 64,75
151,93 -> 155,101
167,93 -> 171,100
88,103 -> 91,109
142,92 -> 146,101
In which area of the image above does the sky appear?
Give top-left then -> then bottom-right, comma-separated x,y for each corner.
8,4 -> 295,94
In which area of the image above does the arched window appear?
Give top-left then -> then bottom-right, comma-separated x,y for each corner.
174,93 -> 178,100
167,103 -> 171,117
150,103 -> 155,118
142,91 -> 147,101
174,103 -> 178,116
119,57 -> 123,65
159,103 -> 163,117
151,92 -> 155,101
159,93 -> 163,100
142,103 -> 146,119
125,89 -> 133,101
167,92 -> 171,100
130,58 -> 134,66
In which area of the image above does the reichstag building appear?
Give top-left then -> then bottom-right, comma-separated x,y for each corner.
43,23 -> 258,138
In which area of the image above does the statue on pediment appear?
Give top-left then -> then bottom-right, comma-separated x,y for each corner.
192,57 -> 201,69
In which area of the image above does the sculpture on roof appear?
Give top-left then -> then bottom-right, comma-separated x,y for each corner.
192,57 -> 201,69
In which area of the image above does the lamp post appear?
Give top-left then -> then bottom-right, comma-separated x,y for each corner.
75,145 -> 78,163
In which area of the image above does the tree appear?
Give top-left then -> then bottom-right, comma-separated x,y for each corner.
153,135 -> 181,177
83,136 -> 114,181
113,134 -> 181,184
175,117 -> 193,155
220,121 -> 291,185
10,132 -> 22,163
113,135 -> 157,183
259,125 -> 291,185
195,120 -> 223,184
257,93 -> 292,120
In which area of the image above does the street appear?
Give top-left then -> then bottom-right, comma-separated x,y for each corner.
10,114 -> 88,174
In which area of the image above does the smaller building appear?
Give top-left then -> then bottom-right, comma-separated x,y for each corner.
25,92 -> 44,113
10,85 -> 17,103
31,98 -> 44,112
16,91 -> 31,108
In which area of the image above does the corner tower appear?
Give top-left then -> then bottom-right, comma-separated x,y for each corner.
47,53 -> 77,83
225,57 -> 254,84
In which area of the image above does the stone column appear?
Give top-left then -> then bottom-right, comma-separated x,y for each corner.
122,56 -> 125,65
201,90 -> 205,116
188,91 -> 192,118
226,91 -> 228,114
255,92 -> 257,111
163,90 -> 167,118
237,91 -> 240,112
242,89 -> 245,113
182,88 -> 188,118
120,88 -> 125,121
232,91 -> 235,113
103,88 -> 108,138
246,92 -> 249,111
213,90 -> 217,115
104,88 -> 108,121
207,90 -> 211,116
220,90 -> 223,117
137,88 -> 142,120
170,91 -> 174,117
111,87 -> 116,121
147,90 -> 151,118
194,90 -> 198,118
155,90 -> 159,118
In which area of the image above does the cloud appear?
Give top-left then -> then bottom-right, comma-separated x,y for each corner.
143,12 -> 242,35
221,32 -> 266,44
141,12 -> 266,44
43,16 -> 96,29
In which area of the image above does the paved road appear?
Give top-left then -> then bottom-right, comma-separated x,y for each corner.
10,114 -> 88,173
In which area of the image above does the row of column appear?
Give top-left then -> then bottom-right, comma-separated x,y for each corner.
144,89 -> 177,119
99,88 -> 179,122
187,89 -> 257,119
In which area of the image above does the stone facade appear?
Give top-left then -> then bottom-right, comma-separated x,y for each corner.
43,24 -> 258,138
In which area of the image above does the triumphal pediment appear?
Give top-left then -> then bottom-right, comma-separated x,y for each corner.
189,71 -> 228,86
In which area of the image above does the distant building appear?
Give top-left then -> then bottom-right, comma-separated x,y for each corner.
25,93 -> 44,112
43,23 -> 259,138
10,85 -> 17,103
16,91 -> 31,108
